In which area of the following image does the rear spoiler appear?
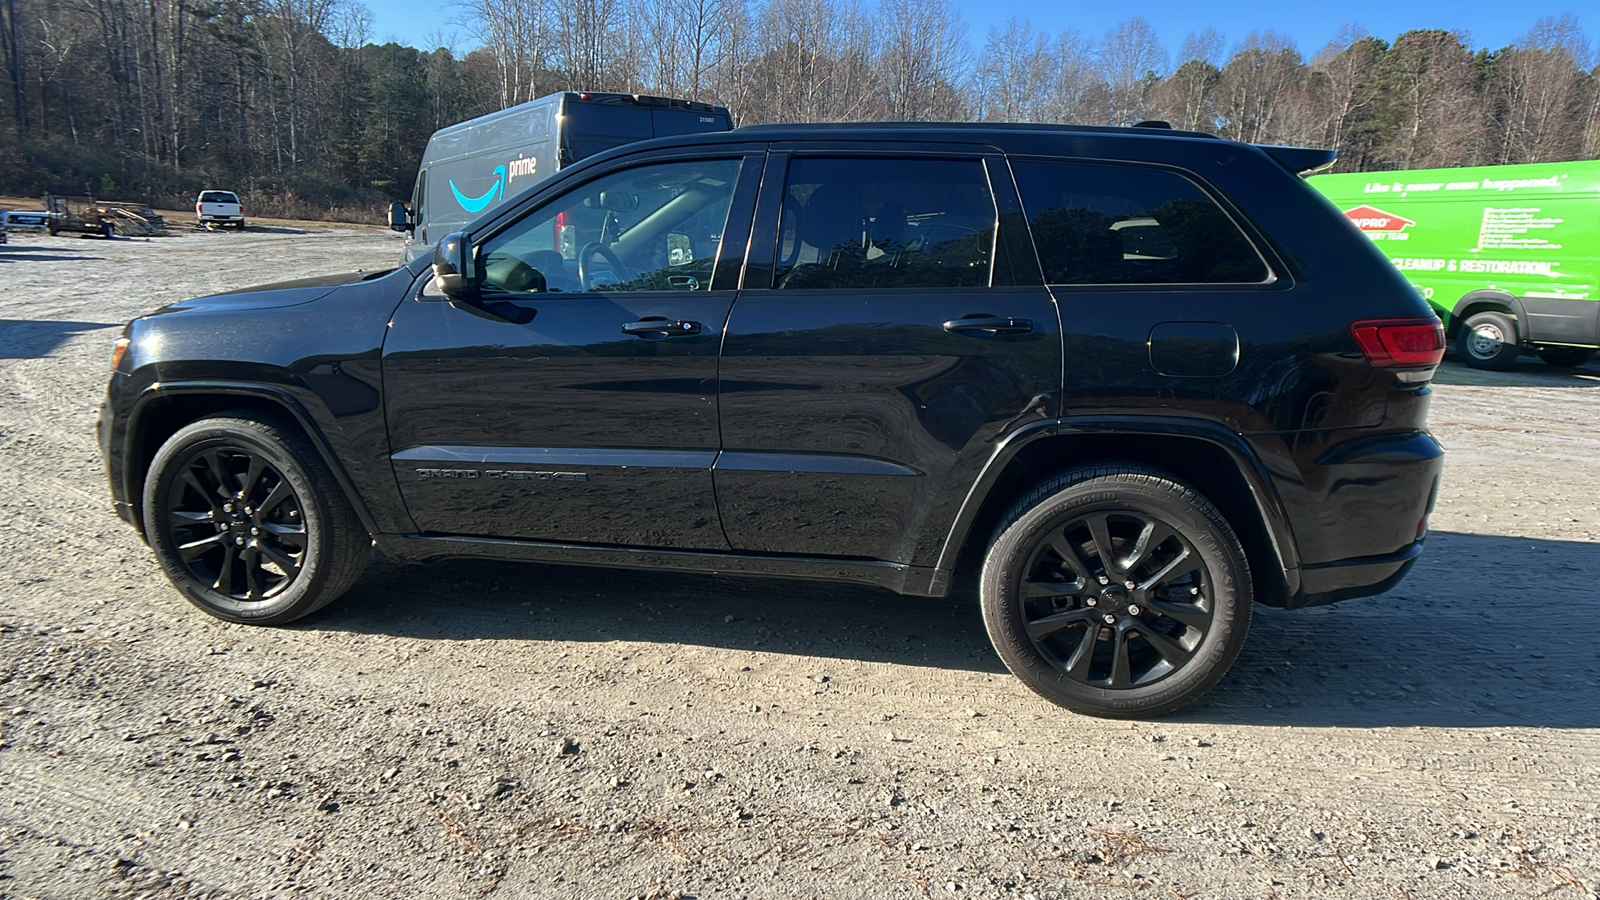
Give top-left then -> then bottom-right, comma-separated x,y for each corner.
1258,145 -> 1337,177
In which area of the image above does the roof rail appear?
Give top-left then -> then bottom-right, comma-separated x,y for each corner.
732,121 -> 1220,140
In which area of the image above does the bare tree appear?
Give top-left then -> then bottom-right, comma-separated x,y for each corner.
1379,29 -> 1484,167
1159,28 -> 1224,131
1215,31 -> 1303,144
877,0 -> 968,120
1308,27 -> 1383,168
975,18 -> 1053,121
1100,16 -> 1166,125
1488,14 -> 1589,163
463,0 -> 552,108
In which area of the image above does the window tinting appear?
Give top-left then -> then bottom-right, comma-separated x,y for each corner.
477,158 -> 740,294
1013,161 -> 1269,285
774,158 -> 995,289
199,191 -> 238,204
564,104 -> 654,162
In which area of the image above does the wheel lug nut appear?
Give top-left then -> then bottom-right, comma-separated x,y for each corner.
234,537 -> 244,546
244,507 -> 253,515
1124,580 -> 1136,590
1097,575 -> 1109,585
1085,597 -> 1097,607
223,502 -> 233,512
1190,587 -> 1199,595
250,527 -> 260,536
1102,614 -> 1116,625
1128,605 -> 1141,616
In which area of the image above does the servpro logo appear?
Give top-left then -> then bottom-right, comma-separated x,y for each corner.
1343,205 -> 1415,233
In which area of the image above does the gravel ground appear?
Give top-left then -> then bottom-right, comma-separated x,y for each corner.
2,226 -> 1597,899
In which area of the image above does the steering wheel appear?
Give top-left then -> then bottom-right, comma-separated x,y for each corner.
577,242 -> 633,290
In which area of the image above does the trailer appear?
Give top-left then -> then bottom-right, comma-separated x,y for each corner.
43,194 -> 167,238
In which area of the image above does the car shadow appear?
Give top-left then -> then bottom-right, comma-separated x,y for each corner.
0,248 -> 109,264
313,530 -> 1598,729
1433,354 -> 1600,386
234,225 -> 308,235
0,319 -> 119,358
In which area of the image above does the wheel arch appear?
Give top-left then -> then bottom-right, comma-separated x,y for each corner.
1447,291 -> 1527,339
936,419 -> 1301,608
124,383 -> 379,537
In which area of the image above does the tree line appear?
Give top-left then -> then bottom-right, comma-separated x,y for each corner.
1,0 -> 1596,219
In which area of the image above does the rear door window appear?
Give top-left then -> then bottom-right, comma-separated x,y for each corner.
200,191 -> 238,204
773,157 -> 996,289
1012,161 -> 1269,285
563,105 -> 654,162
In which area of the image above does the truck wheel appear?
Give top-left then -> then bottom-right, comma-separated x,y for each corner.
1536,348 -> 1594,368
980,465 -> 1252,718
102,222 -> 115,238
142,413 -> 369,625
1457,311 -> 1521,370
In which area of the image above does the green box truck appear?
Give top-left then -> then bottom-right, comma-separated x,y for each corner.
1311,160 -> 1600,369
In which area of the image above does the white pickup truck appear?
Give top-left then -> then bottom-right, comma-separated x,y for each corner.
195,191 -> 244,229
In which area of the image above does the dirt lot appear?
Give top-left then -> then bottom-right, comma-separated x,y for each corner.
2,226 -> 1597,899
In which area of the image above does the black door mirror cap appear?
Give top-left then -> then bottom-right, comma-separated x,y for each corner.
387,201 -> 412,233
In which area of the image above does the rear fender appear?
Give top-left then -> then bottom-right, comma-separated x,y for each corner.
932,417 -> 1301,605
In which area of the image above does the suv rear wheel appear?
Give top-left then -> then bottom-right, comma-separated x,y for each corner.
142,413 -> 368,625
980,465 -> 1251,717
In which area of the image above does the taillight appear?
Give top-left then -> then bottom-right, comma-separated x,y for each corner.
1350,317 -> 1446,372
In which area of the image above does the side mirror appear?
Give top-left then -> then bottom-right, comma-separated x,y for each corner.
388,201 -> 411,232
432,232 -> 535,325
432,231 -> 478,299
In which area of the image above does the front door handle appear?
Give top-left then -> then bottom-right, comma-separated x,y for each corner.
943,315 -> 1034,336
622,317 -> 702,337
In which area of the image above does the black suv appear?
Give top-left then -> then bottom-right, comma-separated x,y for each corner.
99,123 -> 1445,717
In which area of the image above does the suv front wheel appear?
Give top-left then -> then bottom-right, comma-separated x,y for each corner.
980,465 -> 1252,717
142,413 -> 368,625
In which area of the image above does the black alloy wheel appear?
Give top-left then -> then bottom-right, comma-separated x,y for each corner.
981,465 -> 1251,717
143,413 -> 367,624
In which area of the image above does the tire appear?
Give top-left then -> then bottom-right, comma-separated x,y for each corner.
1456,311 -> 1521,370
142,412 -> 368,625
235,219 -> 247,230
1536,348 -> 1594,368
980,465 -> 1252,718
102,222 -> 114,238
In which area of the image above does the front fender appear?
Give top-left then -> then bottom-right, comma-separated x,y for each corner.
121,380 -> 387,537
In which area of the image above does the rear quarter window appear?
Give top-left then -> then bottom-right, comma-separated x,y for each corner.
1012,161 -> 1269,285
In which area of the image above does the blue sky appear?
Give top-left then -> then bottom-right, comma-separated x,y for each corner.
367,0 -> 1595,64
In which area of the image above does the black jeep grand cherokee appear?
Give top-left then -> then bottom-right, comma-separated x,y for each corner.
100,123 -> 1445,717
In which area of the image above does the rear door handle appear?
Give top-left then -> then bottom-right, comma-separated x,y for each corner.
622,317 -> 702,337
943,315 -> 1034,336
